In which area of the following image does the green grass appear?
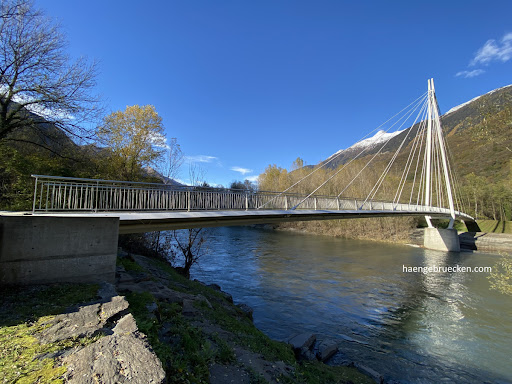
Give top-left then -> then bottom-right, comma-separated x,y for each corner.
477,220 -> 512,234
0,284 -> 100,383
124,291 -> 213,384
125,254 -> 377,384
117,256 -> 145,272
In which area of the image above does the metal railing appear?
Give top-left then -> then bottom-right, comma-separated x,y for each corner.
31,175 -> 473,220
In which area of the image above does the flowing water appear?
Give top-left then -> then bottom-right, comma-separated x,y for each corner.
188,226 -> 512,383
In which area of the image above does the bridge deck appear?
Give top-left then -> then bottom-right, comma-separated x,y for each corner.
3,209 -> 473,233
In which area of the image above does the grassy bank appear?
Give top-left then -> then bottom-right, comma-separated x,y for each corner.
0,284 -> 100,383
476,220 -> 512,234
120,255 -> 375,384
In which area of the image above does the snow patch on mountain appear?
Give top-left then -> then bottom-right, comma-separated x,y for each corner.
445,84 -> 512,115
326,129 -> 403,162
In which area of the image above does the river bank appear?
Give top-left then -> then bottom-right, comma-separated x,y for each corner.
0,252 -> 374,384
265,223 -> 512,255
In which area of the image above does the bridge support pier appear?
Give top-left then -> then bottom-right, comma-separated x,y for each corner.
0,216 -> 119,286
423,227 -> 460,252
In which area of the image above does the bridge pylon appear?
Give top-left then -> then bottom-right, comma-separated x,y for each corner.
424,78 -> 456,229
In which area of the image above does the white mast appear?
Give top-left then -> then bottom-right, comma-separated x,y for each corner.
424,79 -> 434,228
430,78 -> 456,228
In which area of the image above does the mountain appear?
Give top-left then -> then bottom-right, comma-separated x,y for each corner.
317,84 -> 512,183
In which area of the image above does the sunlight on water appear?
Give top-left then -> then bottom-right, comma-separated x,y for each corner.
189,226 -> 512,383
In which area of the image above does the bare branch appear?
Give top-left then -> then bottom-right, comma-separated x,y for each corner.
0,0 -> 102,145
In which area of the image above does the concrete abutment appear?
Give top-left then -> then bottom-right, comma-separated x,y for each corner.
0,216 -> 119,285
423,227 -> 460,252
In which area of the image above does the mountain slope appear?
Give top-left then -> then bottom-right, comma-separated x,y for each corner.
318,84 -> 512,183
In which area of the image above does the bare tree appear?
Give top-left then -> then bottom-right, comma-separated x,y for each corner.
172,162 -> 208,278
0,0 -> 100,147
172,229 -> 207,278
164,138 -> 184,182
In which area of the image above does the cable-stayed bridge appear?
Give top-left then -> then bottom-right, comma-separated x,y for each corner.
28,79 -> 474,230
0,79 -> 477,285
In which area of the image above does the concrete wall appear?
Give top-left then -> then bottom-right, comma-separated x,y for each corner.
0,216 -> 119,285
424,228 -> 460,252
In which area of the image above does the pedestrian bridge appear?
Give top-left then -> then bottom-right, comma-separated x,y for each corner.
0,78 -> 477,286
29,174 -> 474,234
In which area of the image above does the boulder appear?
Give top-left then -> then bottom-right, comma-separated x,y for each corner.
287,333 -> 316,352
182,299 -> 199,316
236,303 -> 254,320
63,331 -> 165,383
316,339 -> 338,362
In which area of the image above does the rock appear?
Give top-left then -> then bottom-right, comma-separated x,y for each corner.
316,339 -> 339,362
299,347 -> 317,361
236,303 -> 254,320
221,291 -> 234,303
182,299 -> 199,316
100,296 -> 129,322
287,333 -> 316,351
97,282 -> 117,301
38,296 -> 131,343
63,332 -> 165,383
38,303 -> 102,343
196,294 -> 213,309
354,363 -> 383,383
113,314 -> 138,335
207,283 -> 222,291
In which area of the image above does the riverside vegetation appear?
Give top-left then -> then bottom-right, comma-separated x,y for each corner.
0,251 -> 375,384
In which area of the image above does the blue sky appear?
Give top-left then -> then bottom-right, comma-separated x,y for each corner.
42,1 -> 512,186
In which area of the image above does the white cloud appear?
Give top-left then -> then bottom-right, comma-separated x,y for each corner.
184,155 -> 218,164
245,175 -> 259,182
470,33 -> 512,66
230,166 -> 253,175
455,69 -> 485,78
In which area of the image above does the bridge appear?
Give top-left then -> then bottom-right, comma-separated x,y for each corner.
0,79 -> 477,285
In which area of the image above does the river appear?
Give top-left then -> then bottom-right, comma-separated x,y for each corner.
187,226 -> 512,383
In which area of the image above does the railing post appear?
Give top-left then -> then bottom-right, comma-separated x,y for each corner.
245,192 -> 249,211
32,176 -> 38,213
314,197 -> 317,210
94,181 -> 99,212
337,197 -> 340,210
187,189 -> 191,212
285,195 -> 288,210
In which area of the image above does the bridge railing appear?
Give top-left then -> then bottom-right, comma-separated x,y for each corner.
31,175 -> 471,219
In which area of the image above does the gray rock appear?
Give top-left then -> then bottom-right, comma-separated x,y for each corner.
63,332 -> 165,383
354,363 -> 383,383
316,339 -> 338,362
287,333 -> 316,351
100,296 -> 129,322
113,314 -> 138,335
300,347 -> 317,361
207,283 -> 222,291
196,294 -> 213,309
38,296 -> 131,344
97,282 -> 117,301
38,303 -> 102,343
236,303 -> 254,320
182,299 -> 199,316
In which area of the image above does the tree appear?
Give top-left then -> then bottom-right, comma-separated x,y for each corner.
96,105 -> 166,180
0,0 -> 100,146
172,229 -> 207,279
488,256 -> 512,296
163,137 -> 183,182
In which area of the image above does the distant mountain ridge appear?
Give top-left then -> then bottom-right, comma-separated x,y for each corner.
317,84 -> 512,181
